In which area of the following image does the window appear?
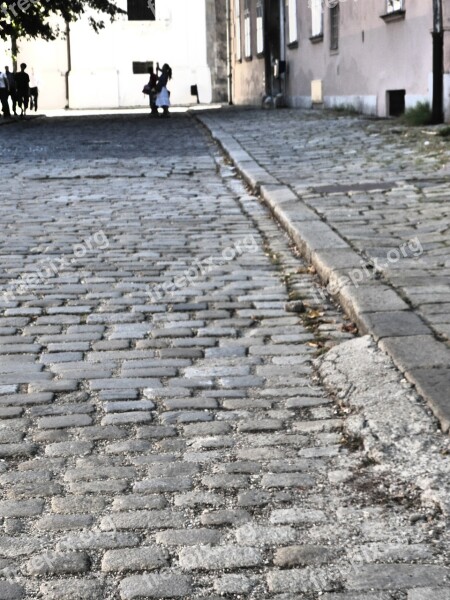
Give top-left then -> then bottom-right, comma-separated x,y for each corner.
256,0 -> 264,54
310,0 -> 323,38
287,0 -> 298,45
329,3 -> 339,51
386,0 -> 404,12
127,0 -> 155,21
244,0 -> 251,58
132,61 -> 154,74
235,0 -> 242,61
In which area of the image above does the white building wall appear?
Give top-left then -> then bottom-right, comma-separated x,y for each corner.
2,0 -> 213,110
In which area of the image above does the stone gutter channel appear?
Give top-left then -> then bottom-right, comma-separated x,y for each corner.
196,112 -> 450,434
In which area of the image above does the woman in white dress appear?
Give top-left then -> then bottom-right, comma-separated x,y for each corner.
155,64 -> 172,117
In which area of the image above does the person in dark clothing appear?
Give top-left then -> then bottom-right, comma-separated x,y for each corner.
15,63 -> 30,118
147,66 -> 158,116
5,67 -> 17,116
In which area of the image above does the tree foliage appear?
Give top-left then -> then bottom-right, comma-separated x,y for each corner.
0,0 -> 125,40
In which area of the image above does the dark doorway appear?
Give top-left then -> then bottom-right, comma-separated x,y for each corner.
387,89 -> 406,117
264,0 -> 282,99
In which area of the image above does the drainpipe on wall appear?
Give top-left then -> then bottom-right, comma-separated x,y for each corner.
65,22 -> 71,109
432,0 -> 444,123
226,0 -> 233,104
278,0 -> 286,102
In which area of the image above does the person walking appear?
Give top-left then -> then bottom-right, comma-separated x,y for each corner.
155,63 -> 172,118
15,63 -> 30,118
5,66 -> 17,116
29,69 -> 39,112
0,68 -> 10,118
147,65 -> 158,117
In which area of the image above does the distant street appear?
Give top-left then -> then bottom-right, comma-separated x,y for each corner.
0,112 -> 448,599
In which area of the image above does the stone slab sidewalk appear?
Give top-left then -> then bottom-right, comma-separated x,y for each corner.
198,108 -> 450,433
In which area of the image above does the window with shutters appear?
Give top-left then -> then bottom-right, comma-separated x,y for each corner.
287,0 -> 298,45
235,0 -> 242,60
329,3 -> 339,51
256,0 -> 264,54
387,0 -> 404,13
310,0 -> 323,39
244,0 -> 252,58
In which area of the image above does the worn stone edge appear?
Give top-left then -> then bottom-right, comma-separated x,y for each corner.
197,114 -> 450,433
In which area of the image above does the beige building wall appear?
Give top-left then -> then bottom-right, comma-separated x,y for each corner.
288,0 -> 432,117
231,0 -> 266,105
231,0 -> 450,120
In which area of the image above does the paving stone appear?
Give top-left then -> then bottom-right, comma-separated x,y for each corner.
202,474 -> 249,489
45,441 -> 93,457
267,568 -> 334,592
39,579 -> 104,599
101,411 -> 153,426
34,515 -> 94,531
100,511 -> 186,530
0,443 -> 37,458
161,410 -> 213,424
90,378 -> 162,390
261,474 -> 316,488
322,594 -> 390,600
182,422 -> 232,437
64,466 -> 136,482
103,400 -> 155,412
119,572 -> 192,599
358,310 -> 430,339
270,508 -> 328,524
76,425 -> 128,441
155,528 -> 221,546
57,531 -> 140,551
274,545 -> 337,566
51,496 -> 107,514
0,393 -> 53,406
179,545 -> 263,570
134,477 -> 193,493
24,552 -> 89,575
175,492 -> 226,508
68,479 -> 129,493
105,439 -> 152,454
112,496 -> 168,511
407,590 -> 450,600
238,417 -> 284,432
235,524 -> 297,546
0,500 -> 44,517
346,565 -> 450,590
0,582 -> 24,599
102,546 -> 168,572
214,574 -> 257,595
379,335 -> 450,371
36,414 -> 92,429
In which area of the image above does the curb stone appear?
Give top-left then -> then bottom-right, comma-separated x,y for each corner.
197,113 -> 450,433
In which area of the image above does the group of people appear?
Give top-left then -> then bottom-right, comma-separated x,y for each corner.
0,63 -> 38,119
146,62 -> 172,117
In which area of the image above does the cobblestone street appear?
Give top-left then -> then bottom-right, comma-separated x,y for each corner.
0,113 -> 448,599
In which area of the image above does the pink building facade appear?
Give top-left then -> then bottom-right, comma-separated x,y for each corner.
231,0 -> 450,120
